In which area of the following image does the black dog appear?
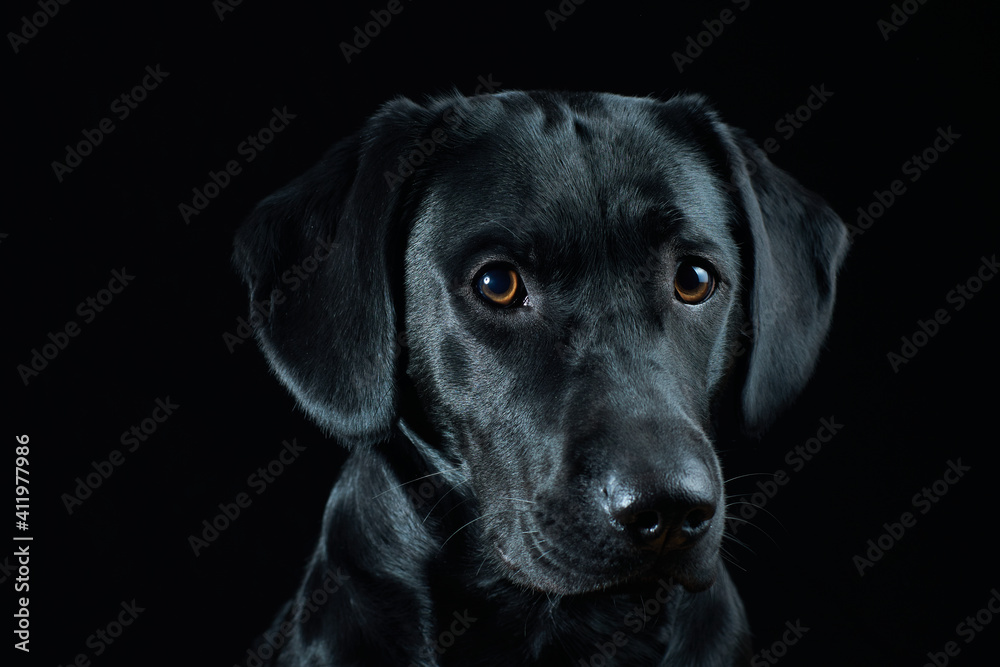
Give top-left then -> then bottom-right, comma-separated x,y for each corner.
233,90 -> 847,666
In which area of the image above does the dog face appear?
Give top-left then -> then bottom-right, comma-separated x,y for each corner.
234,91 -> 847,598
402,94 -> 745,594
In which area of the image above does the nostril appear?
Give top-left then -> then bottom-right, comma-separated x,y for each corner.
608,487 -> 717,549
605,467 -> 719,549
632,509 -> 663,537
616,503 -> 713,548
681,506 -> 714,537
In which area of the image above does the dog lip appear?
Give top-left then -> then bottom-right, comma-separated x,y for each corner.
494,537 -> 718,596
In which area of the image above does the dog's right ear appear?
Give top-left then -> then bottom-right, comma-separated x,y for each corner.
232,98 -> 439,447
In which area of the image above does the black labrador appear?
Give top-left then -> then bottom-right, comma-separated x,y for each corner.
233,90 -> 848,666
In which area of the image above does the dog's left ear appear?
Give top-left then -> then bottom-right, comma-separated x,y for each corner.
232,97 -> 441,447
681,97 -> 849,435
729,125 -> 849,434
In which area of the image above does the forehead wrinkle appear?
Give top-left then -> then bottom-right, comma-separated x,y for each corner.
509,116 -> 685,255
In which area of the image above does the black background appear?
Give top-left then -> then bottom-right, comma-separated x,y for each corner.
6,1 -> 998,665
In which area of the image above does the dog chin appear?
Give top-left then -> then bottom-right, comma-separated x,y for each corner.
668,563 -> 719,593
613,553 -> 720,594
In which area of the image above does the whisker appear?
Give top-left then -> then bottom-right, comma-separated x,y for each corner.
476,553 -> 491,578
437,496 -> 474,523
442,513 -> 489,547
719,545 -> 747,572
722,532 -> 756,556
725,500 -> 788,534
728,521 -> 778,546
496,219 -> 533,247
534,549 -> 553,563
421,484 -> 459,524
530,538 -> 550,561
371,467 -> 463,500
724,507 -> 780,547
724,472 -> 782,484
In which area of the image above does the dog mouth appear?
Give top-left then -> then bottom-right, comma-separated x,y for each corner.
491,518 -> 721,595
472,447 -> 727,596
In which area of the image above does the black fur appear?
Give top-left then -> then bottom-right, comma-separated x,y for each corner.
233,90 -> 848,666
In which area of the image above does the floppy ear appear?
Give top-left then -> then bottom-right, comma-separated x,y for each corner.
724,128 -> 849,434
670,97 -> 850,435
232,97 -> 438,447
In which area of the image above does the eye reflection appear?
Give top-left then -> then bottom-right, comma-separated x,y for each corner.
674,261 -> 715,304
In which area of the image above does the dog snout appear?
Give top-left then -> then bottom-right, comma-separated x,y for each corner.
605,466 -> 718,550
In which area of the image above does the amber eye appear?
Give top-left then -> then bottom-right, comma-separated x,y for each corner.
475,266 -> 523,307
674,260 -> 715,304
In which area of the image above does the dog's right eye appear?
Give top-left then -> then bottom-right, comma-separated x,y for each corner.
475,266 -> 525,308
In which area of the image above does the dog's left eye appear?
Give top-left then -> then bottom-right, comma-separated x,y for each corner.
475,266 -> 524,308
674,260 -> 715,304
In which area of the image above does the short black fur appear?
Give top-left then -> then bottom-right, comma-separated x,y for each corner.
233,90 -> 848,666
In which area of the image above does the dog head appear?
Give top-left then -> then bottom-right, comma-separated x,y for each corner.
234,90 -> 847,594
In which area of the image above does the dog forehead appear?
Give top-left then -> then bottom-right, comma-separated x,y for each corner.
412,91 -> 732,257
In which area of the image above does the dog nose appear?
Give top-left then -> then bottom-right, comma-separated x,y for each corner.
606,471 -> 717,549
